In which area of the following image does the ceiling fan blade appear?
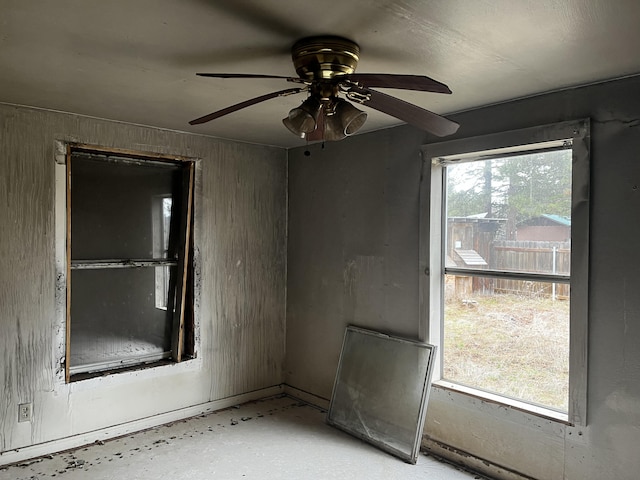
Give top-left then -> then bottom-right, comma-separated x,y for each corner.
196,73 -> 302,82
356,89 -> 459,137
341,74 -> 452,94
189,87 -> 304,125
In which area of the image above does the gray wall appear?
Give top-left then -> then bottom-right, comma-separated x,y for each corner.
0,104 -> 287,454
286,76 -> 640,479
286,127 -> 425,394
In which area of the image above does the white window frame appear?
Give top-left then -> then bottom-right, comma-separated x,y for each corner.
419,119 -> 590,425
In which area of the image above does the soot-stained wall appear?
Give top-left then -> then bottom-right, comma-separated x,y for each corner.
286,76 -> 640,479
286,127 -> 426,395
0,104 -> 287,459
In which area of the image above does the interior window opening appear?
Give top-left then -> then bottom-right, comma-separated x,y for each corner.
65,147 -> 195,381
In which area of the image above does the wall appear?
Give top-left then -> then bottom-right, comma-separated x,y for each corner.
0,104 -> 287,462
286,76 -> 640,479
286,127 -> 425,397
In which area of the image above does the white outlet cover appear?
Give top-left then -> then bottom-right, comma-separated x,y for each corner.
18,403 -> 32,422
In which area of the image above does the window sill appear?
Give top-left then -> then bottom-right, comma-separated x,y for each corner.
432,380 -> 571,425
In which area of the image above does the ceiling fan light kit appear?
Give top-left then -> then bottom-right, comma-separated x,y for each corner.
191,36 -> 460,141
325,99 -> 368,139
282,97 -> 323,136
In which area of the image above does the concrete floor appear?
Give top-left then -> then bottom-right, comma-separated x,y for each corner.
0,396 -> 487,480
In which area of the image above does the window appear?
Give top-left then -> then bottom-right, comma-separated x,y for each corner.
153,195 -> 173,310
421,120 -> 589,424
64,146 -> 195,381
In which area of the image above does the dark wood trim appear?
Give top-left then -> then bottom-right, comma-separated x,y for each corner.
70,259 -> 178,270
65,144 -> 197,376
69,143 -> 195,163
171,162 -> 195,362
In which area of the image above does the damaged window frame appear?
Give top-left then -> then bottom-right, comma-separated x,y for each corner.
419,119 -> 590,425
59,144 -> 196,382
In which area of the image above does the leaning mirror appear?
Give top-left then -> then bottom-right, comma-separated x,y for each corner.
326,326 -> 436,464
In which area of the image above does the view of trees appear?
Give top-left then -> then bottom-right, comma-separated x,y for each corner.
446,149 -> 572,238
443,149 -> 573,409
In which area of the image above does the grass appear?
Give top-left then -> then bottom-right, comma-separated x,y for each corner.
443,291 -> 569,412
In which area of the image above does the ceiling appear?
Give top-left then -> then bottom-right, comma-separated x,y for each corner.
2,0 -> 640,148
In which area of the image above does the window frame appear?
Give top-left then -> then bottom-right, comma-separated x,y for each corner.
419,119 -> 590,425
62,143 -> 196,382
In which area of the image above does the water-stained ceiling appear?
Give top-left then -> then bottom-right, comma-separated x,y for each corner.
2,0 -> 640,147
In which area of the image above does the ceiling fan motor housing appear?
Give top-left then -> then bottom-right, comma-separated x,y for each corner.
292,36 -> 360,80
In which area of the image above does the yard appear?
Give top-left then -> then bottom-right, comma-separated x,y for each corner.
443,292 -> 569,412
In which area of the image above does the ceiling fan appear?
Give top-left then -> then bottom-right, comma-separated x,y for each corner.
189,36 -> 459,141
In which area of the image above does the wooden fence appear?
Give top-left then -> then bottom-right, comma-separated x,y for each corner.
449,241 -> 571,299
492,240 -> 570,299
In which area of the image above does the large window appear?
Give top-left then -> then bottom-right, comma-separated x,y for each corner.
421,120 -> 589,424
64,146 -> 195,381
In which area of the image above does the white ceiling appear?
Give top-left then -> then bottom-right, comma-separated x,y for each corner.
2,0 -> 640,148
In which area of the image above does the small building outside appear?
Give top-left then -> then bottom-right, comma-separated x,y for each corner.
516,214 -> 571,242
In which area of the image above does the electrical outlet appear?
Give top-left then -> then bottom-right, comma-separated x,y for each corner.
18,403 -> 32,423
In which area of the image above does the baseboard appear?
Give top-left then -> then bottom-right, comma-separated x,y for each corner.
0,385 -> 283,467
422,437 -> 536,480
283,384 -> 330,410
